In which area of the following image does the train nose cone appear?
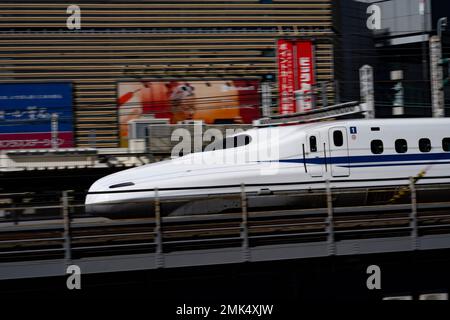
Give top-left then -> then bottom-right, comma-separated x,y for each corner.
85,180 -> 114,215
85,177 -> 157,218
85,192 -> 110,213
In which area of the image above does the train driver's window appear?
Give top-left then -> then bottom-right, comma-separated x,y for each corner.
371,140 -> 384,154
207,134 -> 252,150
309,136 -> 317,152
419,138 -> 432,153
333,130 -> 344,147
443,138 -> 450,152
395,139 -> 408,153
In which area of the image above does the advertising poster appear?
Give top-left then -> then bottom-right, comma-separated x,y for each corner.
296,41 -> 315,113
0,83 -> 74,150
277,39 -> 296,115
277,39 -> 315,114
118,80 -> 261,147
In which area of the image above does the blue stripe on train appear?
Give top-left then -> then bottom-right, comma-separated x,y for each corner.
343,161 -> 450,168
277,152 -> 450,166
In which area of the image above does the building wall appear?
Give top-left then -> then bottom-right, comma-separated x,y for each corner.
0,0 -> 335,147
333,0 -> 376,102
334,0 -> 447,117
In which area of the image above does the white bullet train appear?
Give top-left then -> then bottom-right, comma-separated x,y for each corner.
85,118 -> 450,217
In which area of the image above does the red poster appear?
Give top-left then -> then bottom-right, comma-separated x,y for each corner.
277,40 -> 296,114
296,41 -> 315,113
277,40 -> 315,114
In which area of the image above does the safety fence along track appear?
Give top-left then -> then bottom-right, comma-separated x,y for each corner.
2,180 -> 450,280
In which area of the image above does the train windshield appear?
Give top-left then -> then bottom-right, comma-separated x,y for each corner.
205,134 -> 252,151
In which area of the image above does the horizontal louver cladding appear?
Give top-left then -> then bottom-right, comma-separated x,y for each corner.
0,0 -> 334,148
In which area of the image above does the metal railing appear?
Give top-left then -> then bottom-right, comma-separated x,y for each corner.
1,179 -> 450,269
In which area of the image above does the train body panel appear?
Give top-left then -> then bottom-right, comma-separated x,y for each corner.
86,118 -> 450,217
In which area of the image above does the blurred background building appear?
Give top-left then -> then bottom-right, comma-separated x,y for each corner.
0,0 -> 335,148
335,0 -> 450,117
1,0 -> 450,150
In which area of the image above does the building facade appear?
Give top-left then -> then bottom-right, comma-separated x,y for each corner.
0,0 -> 335,148
334,0 -> 450,117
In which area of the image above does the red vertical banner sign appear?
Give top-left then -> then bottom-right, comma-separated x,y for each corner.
277,39 -> 296,114
277,39 -> 315,114
296,41 -> 315,113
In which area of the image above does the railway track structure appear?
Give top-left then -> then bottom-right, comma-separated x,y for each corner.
1,180 -> 450,281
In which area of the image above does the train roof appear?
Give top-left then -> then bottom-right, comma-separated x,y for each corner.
256,118 -> 450,132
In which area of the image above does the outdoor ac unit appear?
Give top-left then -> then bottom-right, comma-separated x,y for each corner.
128,139 -> 146,153
128,118 -> 170,140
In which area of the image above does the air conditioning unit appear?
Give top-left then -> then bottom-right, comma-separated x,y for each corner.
128,139 -> 146,153
128,118 -> 170,140
147,124 -> 173,153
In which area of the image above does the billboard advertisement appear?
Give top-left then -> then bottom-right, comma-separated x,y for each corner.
0,83 -> 74,150
118,80 -> 261,147
277,40 -> 296,114
277,39 -> 316,114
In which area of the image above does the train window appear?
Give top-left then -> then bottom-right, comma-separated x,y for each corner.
419,138 -> 432,153
371,140 -> 384,154
309,136 -> 317,152
443,138 -> 450,152
333,130 -> 344,147
109,182 -> 135,189
395,139 -> 408,154
208,134 -> 252,150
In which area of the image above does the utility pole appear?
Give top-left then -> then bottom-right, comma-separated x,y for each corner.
438,17 -> 448,39
51,113 -> 59,149
430,36 -> 445,118
261,81 -> 272,117
390,70 -> 404,116
437,17 -> 448,117
359,65 -> 375,119
420,0 -> 429,83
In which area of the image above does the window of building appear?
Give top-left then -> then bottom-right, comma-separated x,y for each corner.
309,136 -> 317,152
419,138 -> 431,153
333,130 -> 344,147
371,140 -> 384,154
395,139 -> 408,154
443,138 -> 450,152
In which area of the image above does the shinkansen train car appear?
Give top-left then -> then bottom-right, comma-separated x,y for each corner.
86,118 -> 450,217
